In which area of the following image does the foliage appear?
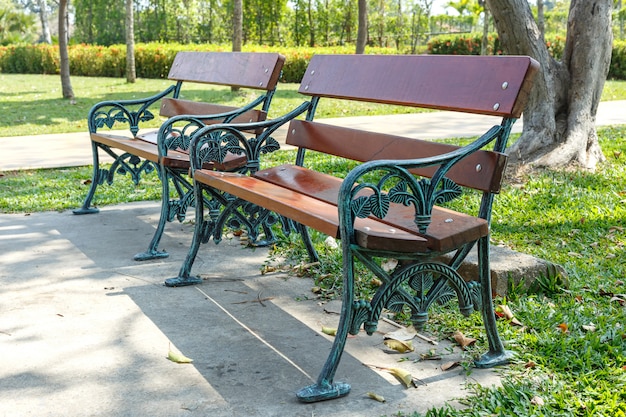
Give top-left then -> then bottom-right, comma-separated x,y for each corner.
0,42 -> 400,82
428,33 -> 565,60
0,3 -> 36,45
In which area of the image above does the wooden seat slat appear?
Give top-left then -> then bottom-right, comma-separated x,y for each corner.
255,164 -> 488,252
285,120 -> 508,193
195,170 -> 430,252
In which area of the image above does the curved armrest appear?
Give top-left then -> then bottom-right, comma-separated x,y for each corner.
188,101 -> 312,174
337,125 -> 504,237
88,85 -> 177,136
150,93 -> 274,157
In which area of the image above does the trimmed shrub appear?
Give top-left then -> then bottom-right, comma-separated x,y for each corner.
0,41 -> 624,81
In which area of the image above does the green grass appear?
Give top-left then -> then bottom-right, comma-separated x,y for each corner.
0,74 -> 625,416
0,73 -> 420,138
2,73 -> 624,138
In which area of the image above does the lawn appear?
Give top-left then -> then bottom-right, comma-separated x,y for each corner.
0,74 -> 625,416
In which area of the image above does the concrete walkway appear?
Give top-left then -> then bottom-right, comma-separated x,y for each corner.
1,103 -> 625,416
1,201 -> 501,417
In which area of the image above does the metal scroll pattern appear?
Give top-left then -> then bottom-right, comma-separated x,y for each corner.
349,260 -> 483,335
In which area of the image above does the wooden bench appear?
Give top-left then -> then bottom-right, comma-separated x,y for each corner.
166,54 -> 539,403
73,51 -> 285,261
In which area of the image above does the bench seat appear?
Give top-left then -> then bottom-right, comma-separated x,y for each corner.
167,53 -> 540,403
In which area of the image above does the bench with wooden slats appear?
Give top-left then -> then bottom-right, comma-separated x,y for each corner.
73,51 -> 285,261
167,54 -> 539,403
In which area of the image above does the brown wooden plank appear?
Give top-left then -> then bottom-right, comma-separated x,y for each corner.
168,52 -> 285,91
91,133 -> 160,163
285,120 -> 507,193
159,98 -> 267,124
194,170 -> 432,253
255,164 -> 488,253
92,132 -> 246,171
299,54 -> 539,118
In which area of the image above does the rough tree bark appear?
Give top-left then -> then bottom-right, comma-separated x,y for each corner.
487,0 -> 613,170
356,0 -> 367,54
37,0 -> 52,44
233,0 -> 243,52
125,0 -> 136,83
58,0 -> 74,99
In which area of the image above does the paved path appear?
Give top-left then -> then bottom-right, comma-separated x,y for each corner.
1,100 -> 625,172
1,201 -> 501,416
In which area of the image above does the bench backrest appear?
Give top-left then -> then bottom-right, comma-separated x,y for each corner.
161,51 -> 286,123
287,54 -> 539,192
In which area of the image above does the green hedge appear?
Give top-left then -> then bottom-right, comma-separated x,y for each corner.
1,40 -> 624,81
427,33 -> 565,60
0,43 -> 396,83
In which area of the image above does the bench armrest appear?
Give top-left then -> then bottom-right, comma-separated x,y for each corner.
87,85 -> 177,136
188,101 -> 311,174
337,124 -> 506,238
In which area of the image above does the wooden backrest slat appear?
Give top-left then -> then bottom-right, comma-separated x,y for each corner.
160,98 -> 267,124
299,54 -> 538,118
168,51 -> 285,91
286,120 -> 507,192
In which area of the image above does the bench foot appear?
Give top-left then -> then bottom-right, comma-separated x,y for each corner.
475,349 -> 515,369
164,276 -> 203,287
73,207 -> 100,215
296,381 -> 351,403
133,250 -> 169,261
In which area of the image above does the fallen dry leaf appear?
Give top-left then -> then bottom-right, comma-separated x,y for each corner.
167,345 -> 193,364
366,392 -> 386,403
386,367 -> 414,388
497,304 -> 524,326
557,323 -> 569,333
441,361 -> 460,371
321,326 -> 337,336
525,360 -> 537,369
531,396 -> 545,406
452,330 -> 477,349
381,258 -> 398,272
582,323 -> 597,332
383,338 -> 414,353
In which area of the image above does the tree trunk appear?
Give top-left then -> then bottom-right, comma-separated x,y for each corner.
37,0 -> 52,44
487,0 -> 613,170
58,0 -> 74,100
481,3 -> 489,55
233,0 -> 243,52
537,0 -> 544,39
356,0 -> 367,54
125,0 -> 136,83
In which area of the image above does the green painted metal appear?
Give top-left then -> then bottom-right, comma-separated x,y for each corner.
73,83 -> 279,262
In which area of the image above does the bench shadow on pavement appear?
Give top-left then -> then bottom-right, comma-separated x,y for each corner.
0,202 -> 501,417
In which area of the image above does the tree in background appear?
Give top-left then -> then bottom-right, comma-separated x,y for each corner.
233,0 -> 242,51
125,0 -> 136,83
488,0 -> 613,170
58,0 -> 73,99
356,0 -> 367,53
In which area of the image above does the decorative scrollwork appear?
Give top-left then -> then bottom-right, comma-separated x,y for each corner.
349,260 -> 479,333
93,107 -> 155,136
350,172 -> 463,234
107,153 -> 157,185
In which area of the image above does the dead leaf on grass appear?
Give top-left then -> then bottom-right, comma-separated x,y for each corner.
441,361 -> 460,371
452,330 -> 477,349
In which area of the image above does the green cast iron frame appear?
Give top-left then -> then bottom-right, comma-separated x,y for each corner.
164,91 -> 518,402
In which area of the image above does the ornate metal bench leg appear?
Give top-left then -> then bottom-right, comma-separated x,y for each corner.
73,141 -> 102,215
164,186 -> 205,287
134,169 -> 171,261
296,222 -> 320,263
474,236 -> 515,368
296,255 -> 354,402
